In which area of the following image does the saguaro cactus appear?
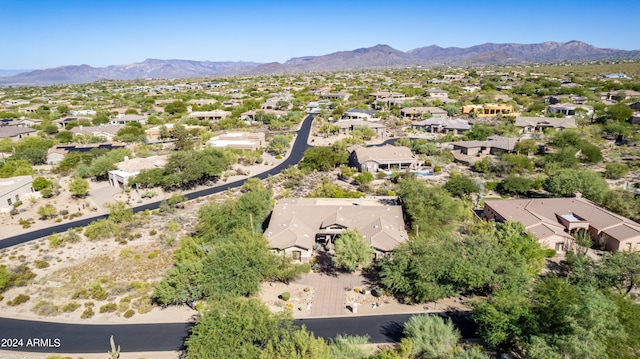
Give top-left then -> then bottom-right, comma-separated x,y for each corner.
108,335 -> 120,359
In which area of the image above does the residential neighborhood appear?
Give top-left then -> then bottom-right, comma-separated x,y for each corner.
1,58 -> 640,359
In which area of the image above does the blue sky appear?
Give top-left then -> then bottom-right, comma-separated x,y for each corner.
2,0 -> 639,69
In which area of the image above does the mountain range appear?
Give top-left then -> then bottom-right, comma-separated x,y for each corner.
1,41 -> 638,86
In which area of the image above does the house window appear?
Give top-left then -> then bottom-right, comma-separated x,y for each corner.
292,251 -> 301,261
7,198 -> 12,206
555,243 -> 565,252
15,194 -> 19,201
625,243 -> 632,252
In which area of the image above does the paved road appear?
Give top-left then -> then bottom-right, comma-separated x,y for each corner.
0,312 -> 475,353
0,114 -> 315,250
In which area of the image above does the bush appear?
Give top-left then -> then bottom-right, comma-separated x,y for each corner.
84,219 -> 116,240
9,265 -> 36,287
80,307 -> 95,319
99,303 -> 118,313
33,300 -> 60,316
89,283 -> 108,300
280,292 -> 290,301
149,229 -> 157,236
124,309 -> 135,318
19,218 -> 32,229
34,259 -> 50,269
433,166 -> 442,173
47,234 -> 64,248
8,294 -> 30,306
71,289 -> 89,299
62,302 -> 80,312
147,250 -> 160,259
544,249 -> 557,258
12,200 -> 22,208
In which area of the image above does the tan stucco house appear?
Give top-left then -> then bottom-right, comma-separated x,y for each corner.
265,197 -> 409,262
484,196 -> 640,253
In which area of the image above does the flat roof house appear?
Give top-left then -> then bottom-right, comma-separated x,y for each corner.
462,104 -> 517,117
484,196 -> 640,253
0,176 -> 36,212
207,132 -> 265,150
265,197 -> 409,262
108,155 -> 167,189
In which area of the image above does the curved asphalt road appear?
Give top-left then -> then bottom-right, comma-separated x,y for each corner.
0,312 -> 475,353
0,117 -> 470,354
0,114 -> 315,249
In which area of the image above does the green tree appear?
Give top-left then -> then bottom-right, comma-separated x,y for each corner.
260,326 -> 330,359
267,135 -> 290,156
473,289 -> 535,348
55,130 -> 74,143
543,168 -> 608,201
605,163 -> 629,179
69,176 -> 89,197
351,125 -> 376,140
171,124 -> 193,151
403,314 -> 461,358
332,229 -> 375,271
397,177 -> 467,231
164,101 -> 188,115
105,201 -> 133,224
89,156 -> 116,180
444,172 -> 479,198
185,298 -> 290,359
499,175 -> 534,196
299,146 -> 348,171
353,171 -> 374,185
607,103 -> 633,122
474,156 -> 493,175
514,139 -> 538,156
465,124 -> 494,141
37,204 -> 57,219
329,334 -> 371,359
200,230 -> 275,299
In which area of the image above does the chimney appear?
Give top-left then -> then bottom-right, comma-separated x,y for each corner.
574,192 -> 582,199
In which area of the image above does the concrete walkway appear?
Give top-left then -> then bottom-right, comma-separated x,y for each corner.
294,272 -> 367,317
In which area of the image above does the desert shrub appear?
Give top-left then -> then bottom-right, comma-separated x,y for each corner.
9,265 -> 36,287
48,234 -> 64,248
119,247 -> 133,258
133,297 -> 153,314
123,309 -> 135,318
32,300 -> 60,316
149,229 -> 157,236
147,250 -> 160,259
62,302 -> 80,312
80,307 -> 95,319
118,296 -> 132,312
99,303 -> 117,313
8,293 -> 30,306
280,292 -> 290,301
89,283 -> 108,300
84,219 -> 116,240
71,289 -> 90,299
19,218 -> 32,229
34,259 -> 50,269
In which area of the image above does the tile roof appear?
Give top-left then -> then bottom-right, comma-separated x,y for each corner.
265,198 -> 408,252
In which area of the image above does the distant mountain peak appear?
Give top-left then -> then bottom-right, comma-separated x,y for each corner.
1,41 -> 638,86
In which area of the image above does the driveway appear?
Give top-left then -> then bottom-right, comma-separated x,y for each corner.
294,272 -> 368,317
